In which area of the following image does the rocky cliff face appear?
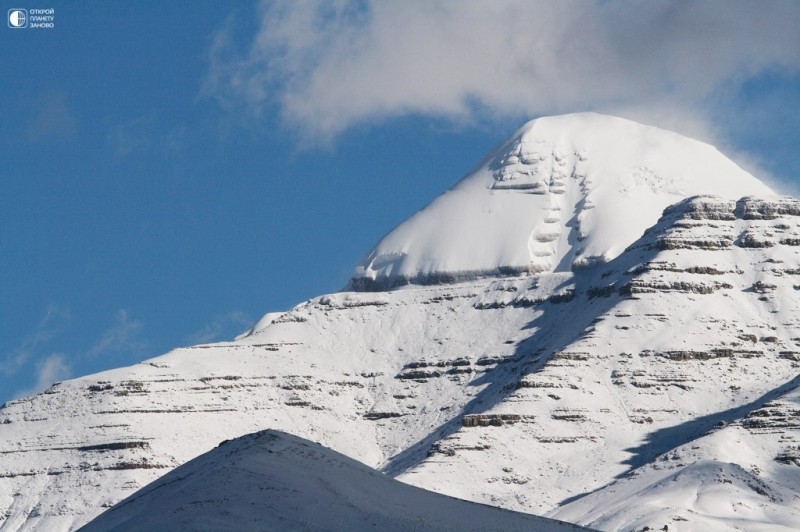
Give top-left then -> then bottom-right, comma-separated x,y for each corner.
4,194 -> 800,531
2,115 -> 798,531
398,195 -> 800,530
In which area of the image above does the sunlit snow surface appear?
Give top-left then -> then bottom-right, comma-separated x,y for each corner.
352,113 -> 773,290
3,114 -> 800,532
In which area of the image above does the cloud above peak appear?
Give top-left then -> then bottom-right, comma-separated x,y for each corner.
205,0 -> 800,142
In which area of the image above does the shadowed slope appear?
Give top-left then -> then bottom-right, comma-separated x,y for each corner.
82,430 -> 589,532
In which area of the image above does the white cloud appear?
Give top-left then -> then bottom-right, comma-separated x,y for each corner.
14,354 -> 72,399
205,0 -> 800,146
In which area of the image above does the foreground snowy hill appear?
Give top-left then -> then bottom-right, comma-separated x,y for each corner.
2,113 -> 799,531
82,430 -> 587,531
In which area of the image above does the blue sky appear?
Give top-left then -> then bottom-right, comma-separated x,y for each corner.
2,1 -> 800,404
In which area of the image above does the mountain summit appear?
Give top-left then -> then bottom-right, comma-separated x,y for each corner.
3,115 -> 800,532
352,113 -> 773,290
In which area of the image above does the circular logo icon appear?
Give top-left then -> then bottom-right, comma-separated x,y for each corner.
8,9 -> 27,28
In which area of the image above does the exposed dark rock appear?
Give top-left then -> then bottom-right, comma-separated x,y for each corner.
621,280 -> 731,295
776,447 -> 800,466
77,441 -> 150,453
102,461 -> 169,471
198,375 -> 242,382
743,401 -> 800,431
516,380 -> 561,389
396,369 -> 443,380
737,197 -> 800,220
587,285 -> 616,298
548,289 -> 576,304
663,197 -> 735,220
552,351 -> 590,361
752,281 -> 777,293
427,441 -> 492,456
351,265 -> 541,292
462,414 -> 523,427
640,348 -> 763,361
656,236 -> 733,251
401,357 -> 471,371
475,355 -> 519,366
332,381 -> 365,388
736,231 -> 774,248
363,412 -> 405,421
684,266 -> 726,275
536,436 -> 593,443
551,410 -> 588,422
279,383 -> 311,391
113,380 -> 146,395
317,296 -> 388,309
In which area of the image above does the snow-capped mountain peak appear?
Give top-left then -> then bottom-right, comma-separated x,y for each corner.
2,114 -> 799,532
351,113 -> 773,290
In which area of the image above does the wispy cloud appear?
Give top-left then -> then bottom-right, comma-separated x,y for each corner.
87,309 -> 147,358
6,307 -> 248,401
109,114 -> 156,156
108,113 -> 193,160
25,90 -> 78,142
4,308 -> 149,401
204,0 -> 800,148
183,311 -> 252,345
1,305 -> 71,376
0,305 -> 148,397
14,354 -> 72,399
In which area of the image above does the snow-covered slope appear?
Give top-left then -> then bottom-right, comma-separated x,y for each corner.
0,282 -> 543,531
2,114 -> 799,532
82,429 -> 587,531
388,195 -> 800,529
551,377 -> 800,531
351,113 -> 773,290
